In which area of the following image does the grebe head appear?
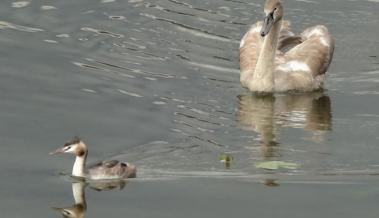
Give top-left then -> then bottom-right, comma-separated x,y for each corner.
52,205 -> 85,218
50,136 -> 87,157
260,0 -> 283,37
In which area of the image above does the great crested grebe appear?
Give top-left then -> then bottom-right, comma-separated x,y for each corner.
239,0 -> 334,92
50,137 -> 136,179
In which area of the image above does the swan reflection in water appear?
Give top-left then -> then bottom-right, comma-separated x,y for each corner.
52,179 -> 125,218
237,92 -> 332,158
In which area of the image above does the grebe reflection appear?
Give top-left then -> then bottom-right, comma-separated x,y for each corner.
52,179 -> 126,218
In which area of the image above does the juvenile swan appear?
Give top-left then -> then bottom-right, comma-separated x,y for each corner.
239,0 -> 334,92
50,137 -> 137,179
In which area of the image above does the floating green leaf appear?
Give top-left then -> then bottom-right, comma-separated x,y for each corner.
219,154 -> 233,169
219,154 -> 233,162
255,161 -> 299,170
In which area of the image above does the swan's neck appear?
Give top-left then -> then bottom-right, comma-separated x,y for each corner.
72,152 -> 87,177
254,20 -> 282,92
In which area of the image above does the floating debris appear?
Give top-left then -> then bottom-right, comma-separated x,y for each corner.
255,161 -> 299,170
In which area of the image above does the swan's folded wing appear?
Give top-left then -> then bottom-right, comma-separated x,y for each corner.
278,21 -> 302,51
284,25 -> 334,77
278,35 -> 302,52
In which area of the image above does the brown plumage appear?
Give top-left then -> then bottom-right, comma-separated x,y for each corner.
239,0 -> 334,92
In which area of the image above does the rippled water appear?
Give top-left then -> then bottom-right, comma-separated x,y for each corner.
0,0 -> 378,217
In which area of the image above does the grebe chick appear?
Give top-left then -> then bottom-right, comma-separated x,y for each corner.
50,137 -> 136,179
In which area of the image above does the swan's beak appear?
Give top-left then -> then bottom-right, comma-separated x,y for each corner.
49,147 -> 65,155
260,13 -> 274,37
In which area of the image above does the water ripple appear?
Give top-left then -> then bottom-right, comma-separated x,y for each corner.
108,15 -> 126,20
41,5 -> 57,10
81,27 -> 124,38
188,61 -> 239,74
11,1 -> 30,8
139,13 -> 234,43
118,89 -> 143,97
0,21 -> 44,33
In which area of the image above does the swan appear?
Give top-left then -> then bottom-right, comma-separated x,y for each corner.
239,0 -> 334,92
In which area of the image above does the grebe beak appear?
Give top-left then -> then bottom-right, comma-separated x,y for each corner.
49,147 -> 65,155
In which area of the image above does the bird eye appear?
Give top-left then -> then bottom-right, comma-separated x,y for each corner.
274,7 -> 277,11
62,210 -> 72,215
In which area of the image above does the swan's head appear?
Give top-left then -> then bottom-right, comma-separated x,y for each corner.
260,0 -> 283,37
50,137 -> 87,157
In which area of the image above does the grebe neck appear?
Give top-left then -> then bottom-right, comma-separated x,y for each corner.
72,151 -> 87,177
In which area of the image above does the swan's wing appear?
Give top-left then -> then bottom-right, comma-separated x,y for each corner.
239,21 -> 264,87
278,21 -> 303,51
284,25 -> 334,77
278,35 -> 302,52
